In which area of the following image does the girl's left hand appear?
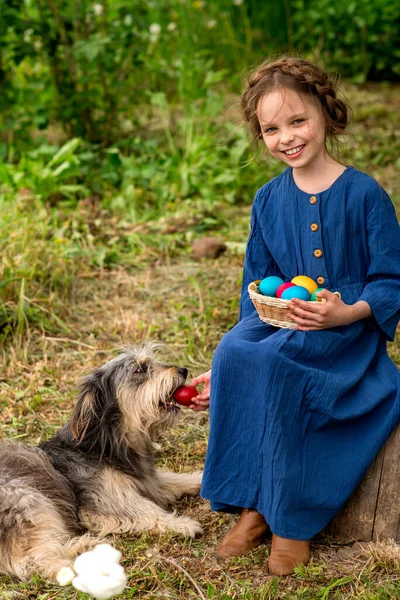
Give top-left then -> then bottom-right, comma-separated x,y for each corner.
287,289 -> 355,330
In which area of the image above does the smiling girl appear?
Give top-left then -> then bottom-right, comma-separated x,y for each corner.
189,57 -> 400,575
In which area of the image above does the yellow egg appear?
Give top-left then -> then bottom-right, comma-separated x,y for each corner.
291,275 -> 318,295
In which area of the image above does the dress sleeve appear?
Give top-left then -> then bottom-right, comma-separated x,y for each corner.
239,190 -> 285,321
358,184 -> 400,341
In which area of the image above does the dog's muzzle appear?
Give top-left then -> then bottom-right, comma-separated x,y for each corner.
159,367 -> 188,412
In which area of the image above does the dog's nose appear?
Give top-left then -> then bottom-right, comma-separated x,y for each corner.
178,367 -> 188,379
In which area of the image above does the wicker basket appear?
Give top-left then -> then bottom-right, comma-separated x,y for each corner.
248,280 -> 340,329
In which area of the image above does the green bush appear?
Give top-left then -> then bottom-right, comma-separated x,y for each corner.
291,0 -> 400,82
0,0 -> 260,153
1,0 -> 398,162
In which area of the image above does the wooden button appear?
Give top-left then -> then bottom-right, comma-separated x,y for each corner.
310,196 -> 318,204
317,276 -> 325,285
310,223 -> 319,232
314,249 -> 323,258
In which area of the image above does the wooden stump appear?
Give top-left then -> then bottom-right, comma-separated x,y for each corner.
326,424 -> 400,543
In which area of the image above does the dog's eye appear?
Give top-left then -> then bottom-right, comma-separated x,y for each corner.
135,364 -> 148,374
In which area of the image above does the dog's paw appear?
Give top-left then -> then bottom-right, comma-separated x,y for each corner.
169,515 -> 203,539
184,471 -> 203,496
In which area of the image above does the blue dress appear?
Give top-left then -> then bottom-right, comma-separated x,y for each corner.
200,166 -> 400,540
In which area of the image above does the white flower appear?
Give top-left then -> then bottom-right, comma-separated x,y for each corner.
73,545 -> 121,574
206,19 -> 217,29
23,28 -> 33,42
149,23 -> 161,36
145,547 -> 160,559
124,15 -> 133,26
73,563 -> 127,600
93,3 -> 103,15
92,543 -> 122,564
56,566 -> 75,586
167,22 -> 177,31
74,550 -> 100,574
233,0 -> 243,5
67,544 -> 127,600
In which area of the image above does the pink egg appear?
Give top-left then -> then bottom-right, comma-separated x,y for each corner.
276,282 -> 296,298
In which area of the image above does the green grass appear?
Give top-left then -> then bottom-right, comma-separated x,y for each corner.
0,82 -> 399,598
0,257 -> 399,598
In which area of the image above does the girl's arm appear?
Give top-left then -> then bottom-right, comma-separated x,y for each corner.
287,291 -> 372,330
355,186 -> 400,340
240,190 -> 284,320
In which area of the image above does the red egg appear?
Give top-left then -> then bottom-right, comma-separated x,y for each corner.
173,386 -> 198,406
276,282 -> 296,298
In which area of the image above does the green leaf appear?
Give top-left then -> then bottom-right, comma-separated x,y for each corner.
46,139 -> 81,169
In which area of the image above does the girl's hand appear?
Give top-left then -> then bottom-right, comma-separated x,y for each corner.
287,289 -> 371,331
187,369 -> 211,411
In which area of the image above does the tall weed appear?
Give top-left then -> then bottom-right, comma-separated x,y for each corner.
0,191 -> 85,339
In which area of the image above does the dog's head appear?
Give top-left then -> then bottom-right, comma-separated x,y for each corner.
70,343 -> 187,450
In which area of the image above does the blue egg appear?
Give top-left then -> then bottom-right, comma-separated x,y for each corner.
258,276 -> 284,297
281,285 -> 311,301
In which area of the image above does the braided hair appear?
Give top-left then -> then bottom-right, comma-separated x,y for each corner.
241,57 -> 351,156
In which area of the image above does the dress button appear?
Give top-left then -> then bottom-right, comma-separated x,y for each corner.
310,196 -> 318,204
317,276 -> 325,285
314,249 -> 323,258
310,223 -> 319,232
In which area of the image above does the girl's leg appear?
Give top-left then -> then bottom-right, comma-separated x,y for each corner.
207,314 -> 276,559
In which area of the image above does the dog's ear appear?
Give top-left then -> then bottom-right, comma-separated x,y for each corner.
70,369 -> 121,449
70,377 -> 96,442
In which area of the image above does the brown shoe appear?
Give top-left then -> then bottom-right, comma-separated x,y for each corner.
268,534 -> 310,576
217,509 -> 270,560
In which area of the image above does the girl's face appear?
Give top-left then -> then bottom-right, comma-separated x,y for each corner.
257,89 -> 327,169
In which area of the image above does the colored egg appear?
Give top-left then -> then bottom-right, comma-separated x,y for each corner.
276,282 -> 296,298
173,386 -> 198,406
281,286 -> 311,301
291,275 -> 318,295
311,287 -> 325,301
258,276 -> 284,297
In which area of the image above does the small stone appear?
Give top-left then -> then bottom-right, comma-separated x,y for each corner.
336,546 -> 359,560
192,237 -> 227,260
18,187 -> 34,198
351,541 -> 371,555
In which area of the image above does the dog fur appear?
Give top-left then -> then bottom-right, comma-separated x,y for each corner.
0,343 -> 203,580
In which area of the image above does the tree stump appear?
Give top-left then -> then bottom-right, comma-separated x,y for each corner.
326,424 -> 400,543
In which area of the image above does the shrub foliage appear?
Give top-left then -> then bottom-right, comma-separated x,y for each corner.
1,0 -> 399,155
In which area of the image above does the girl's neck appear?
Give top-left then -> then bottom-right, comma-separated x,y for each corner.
292,153 -> 347,194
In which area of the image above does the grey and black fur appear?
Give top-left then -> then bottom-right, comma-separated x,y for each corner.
0,344 -> 203,581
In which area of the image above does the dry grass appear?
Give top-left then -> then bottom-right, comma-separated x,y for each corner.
363,540 -> 400,573
0,247 -> 399,599
1,81 -> 399,599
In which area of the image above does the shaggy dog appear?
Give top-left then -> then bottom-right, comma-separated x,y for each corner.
0,344 -> 203,581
